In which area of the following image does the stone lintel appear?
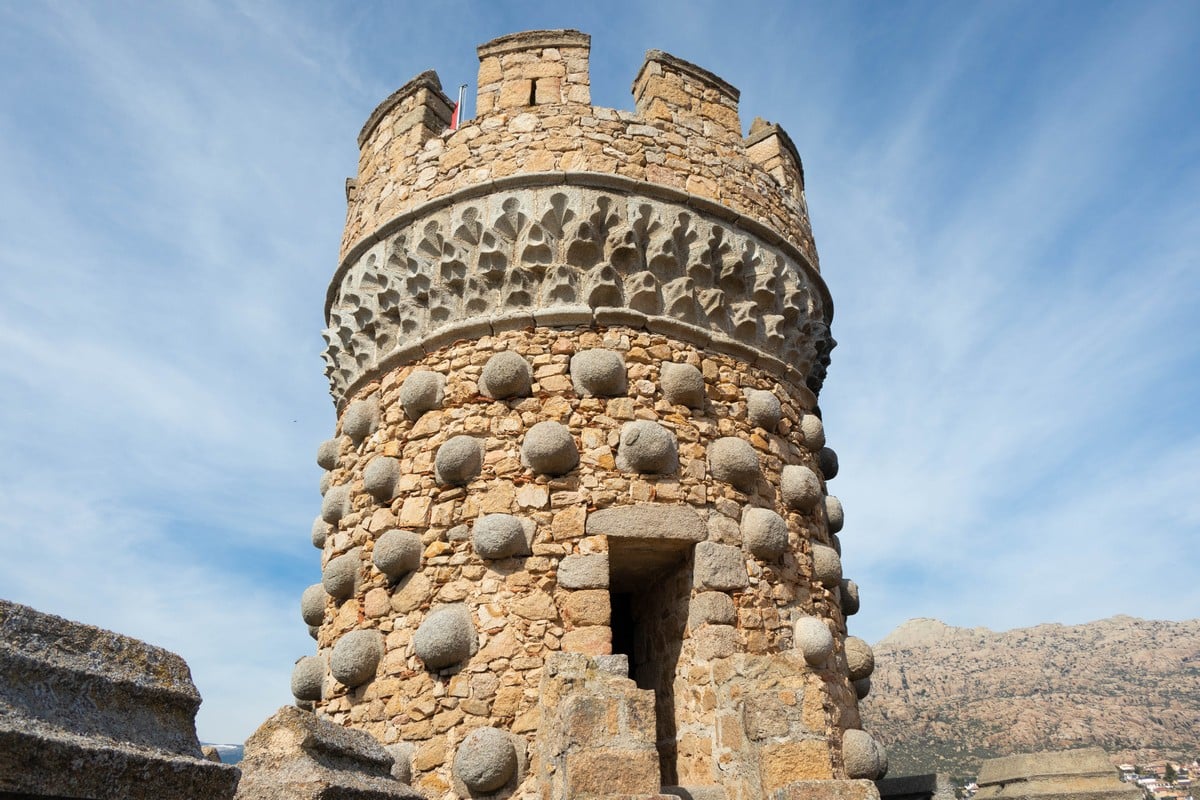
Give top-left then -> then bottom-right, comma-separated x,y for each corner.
585,503 -> 707,542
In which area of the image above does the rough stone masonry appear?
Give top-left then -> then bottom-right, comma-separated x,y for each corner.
298,29 -> 884,800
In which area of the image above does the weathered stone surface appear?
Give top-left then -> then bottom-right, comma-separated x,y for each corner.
321,483 -> 351,524
844,636 -> 875,681
291,655 -> 325,702
0,599 -> 239,800
301,583 -> 326,626
742,506 -> 788,560
840,579 -> 860,615
689,591 -> 736,628
975,747 -> 1141,800
331,629 -> 383,688
311,517 -> 330,549
660,362 -> 705,407
561,589 -> 610,627
771,779 -> 882,800
363,455 -> 401,501
480,351 -> 532,399
586,502 -> 707,543
521,420 -> 579,476
385,742 -> 413,784
782,465 -> 822,511
819,446 -> 839,480
708,436 -> 760,491
694,541 -> 748,590
794,615 -> 835,666
853,677 -> 871,699
373,530 -> 422,579
453,726 -> 518,792
825,495 -> 844,533
473,513 -> 531,559
799,413 -> 825,450
694,624 -> 739,659
317,438 -> 342,470
747,389 -> 782,430
342,397 -> 380,444
435,435 -> 483,485
413,604 -> 476,670
842,729 -> 884,779
323,549 -> 361,600
557,553 -> 609,589
399,370 -> 445,420
235,705 -> 421,799
570,349 -> 627,396
616,420 -> 679,474
811,544 -> 842,588
319,471 -> 331,496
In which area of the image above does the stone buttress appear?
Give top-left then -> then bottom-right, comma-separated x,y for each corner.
298,29 -> 885,800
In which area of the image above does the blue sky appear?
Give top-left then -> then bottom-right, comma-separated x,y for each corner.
1,1 -> 1197,744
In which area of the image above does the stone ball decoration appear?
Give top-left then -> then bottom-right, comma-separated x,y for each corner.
811,544 -> 842,588
413,604 -> 477,670
319,471 -> 332,496
825,495 -> 844,534
330,629 -> 383,688
311,518 -> 330,549
316,438 -> 341,470
322,549 -> 361,600
300,583 -> 327,627
819,446 -> 839,480
398,370 -> 445,420
746,389 -> 782,431
363,456 -> 401,502
876,738 -> 889,778
385,743 -> 413,784
308,625 -> 319,640
840,578 -> 861,616
290,655 -> 325,702
453,726 -> 518,793
793,615 -> 835,666
479,351 -> 532,399
781,465 -> 822,511
660,362 -> 705,408
799,413 -> 826,450
842,729 -> 885,779
844,636 -> 876,681
320,484 -> 351,525
741,507 -> 789,560
472,514 -> 530,559
616,420 -> 678,474
570,349 -> 627,397
708,437 -> 761,492
373,530 -> 423,579
854,676 -> 871,700
521,421 -> 579,476
830,533 -> 842,556
341,398 -> 380,444
435,436 -> 484,486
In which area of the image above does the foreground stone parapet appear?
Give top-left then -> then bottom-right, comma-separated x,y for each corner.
974,747 -> 1142,800
875,773 -> 957,800
0,599 -> 239,800
234,705 -> 422,800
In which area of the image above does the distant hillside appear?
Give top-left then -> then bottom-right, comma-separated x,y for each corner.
859,616 -> 1200,779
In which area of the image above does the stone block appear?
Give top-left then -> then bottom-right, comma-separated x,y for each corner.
557,553 -> 609,589
689,591 -> 736,628
693,624 -> 738,659
561,626 -> 613,656
617,420 -> 679,474
694,541 -> 748,591
771,779 -> 881,800
708,437 -> 760,492
564,748 -> 660,797
586,502 -> 706,542
760,739 -> 833,787
0,599 -> 239,800
975,746 -> 1142,800
561,589 -> 611,627
571,349 -> 627,396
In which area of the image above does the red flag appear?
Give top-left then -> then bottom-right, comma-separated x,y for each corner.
449,102 -> 460,131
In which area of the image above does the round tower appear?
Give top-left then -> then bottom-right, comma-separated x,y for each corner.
300,29 -> 883,800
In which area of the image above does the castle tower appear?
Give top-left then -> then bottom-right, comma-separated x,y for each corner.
299,30 -> 884,800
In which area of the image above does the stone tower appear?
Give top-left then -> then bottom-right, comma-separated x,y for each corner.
299,29 -> 884,800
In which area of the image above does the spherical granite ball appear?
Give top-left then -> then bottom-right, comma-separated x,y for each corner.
300,583 -> 326,626
818,446 -> 839,480
708,437 -> 760,492
316,438 -> 341,470
741,507 -> 788,560
617,420 -> 678,474
876,738 -> 889,778
322,549 -> 360,600
472,514 -> 528,559
319,471 -> 332,496
311,517 -> 330,549
570,349 -> 627,397
362,456 -> 400,502
330,629 -> 382,688
824,495 -> 844,534
372,530 -> 422,579
342,398 -> 379,444
844,636 -> 875,681
320,484 -> 350,525
453,726 -> 517,793
781,465 -> 821,511
435,436 -> 483,486
746,390 -> 782,431
840,578 -> 861,616
811,544 -> 842,588
399,370 -> 445,420
290,655 -> 324,702
308,625 -> 319,640
521,421 -> 578,476
793,615 -> 835,666
660,362 -> 705,408
854,676 -> 872,699
843,729 -> 884,779
413,604 -> 476,670
479,351 -> 532,399
830,533 -> 842,556
799,413 -> 825,450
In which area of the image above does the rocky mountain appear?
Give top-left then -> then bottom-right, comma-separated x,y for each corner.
859,616 -> 1200,779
